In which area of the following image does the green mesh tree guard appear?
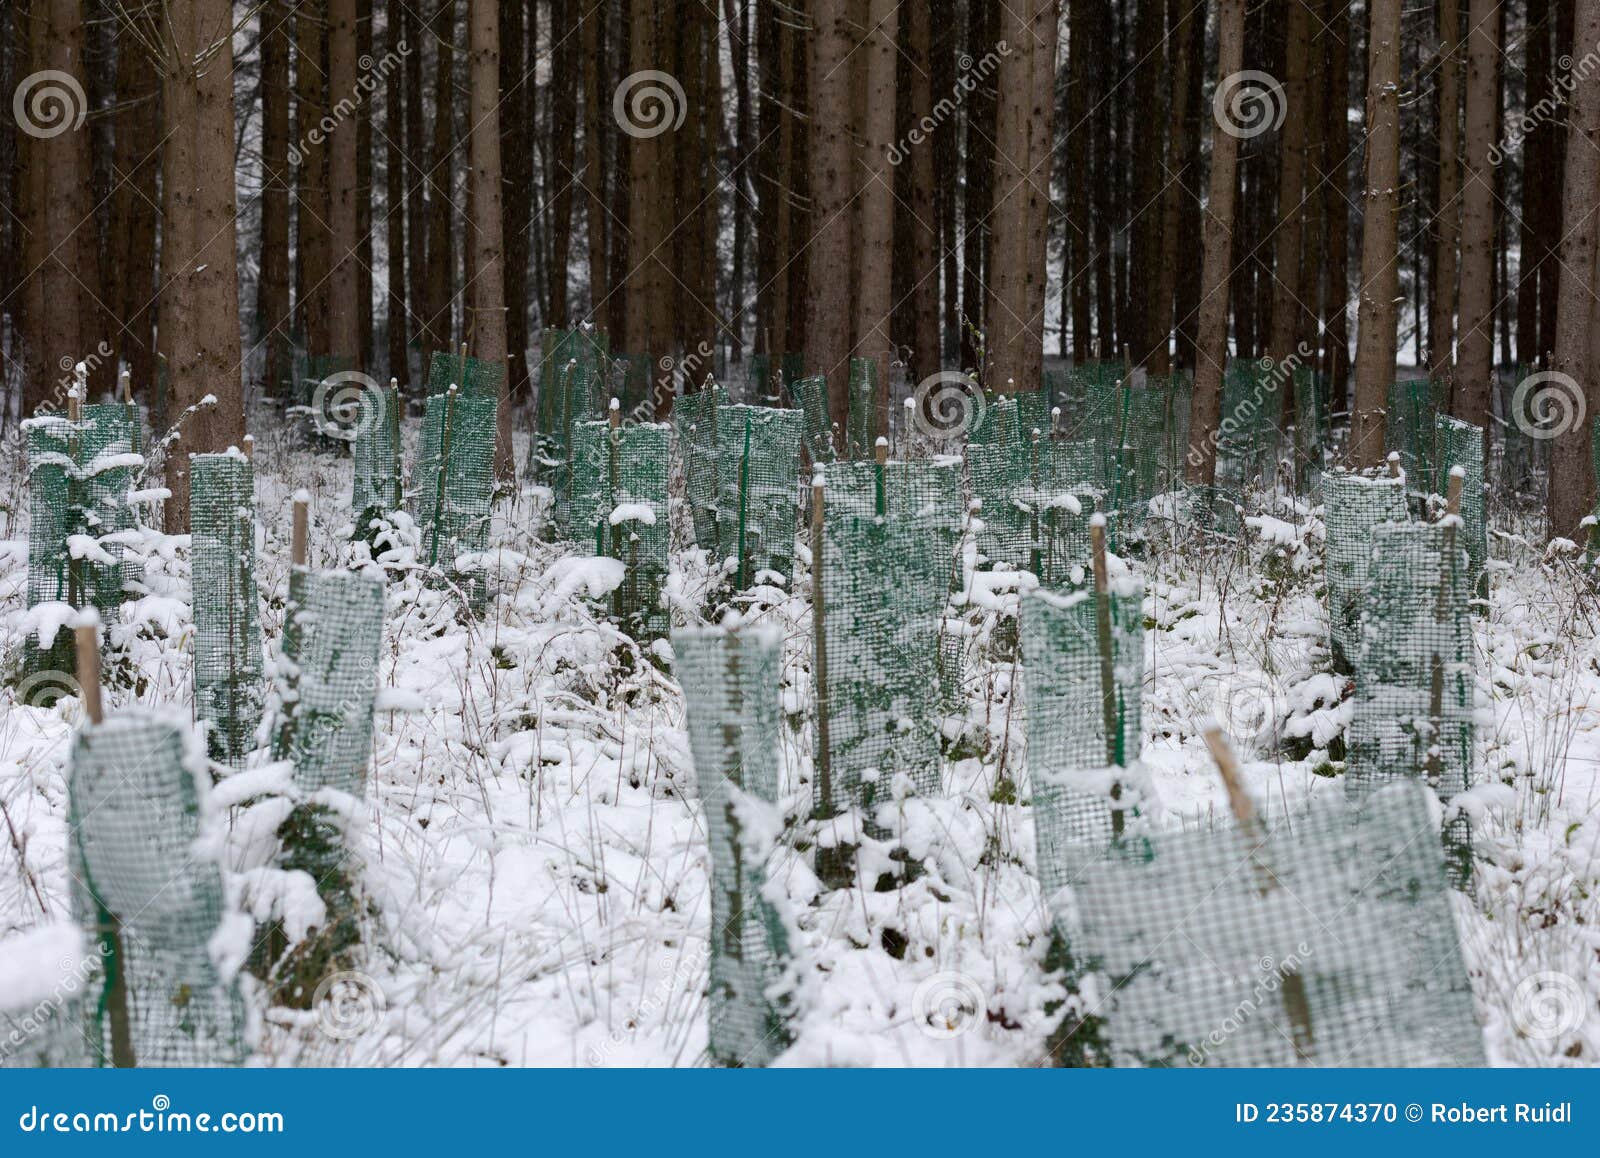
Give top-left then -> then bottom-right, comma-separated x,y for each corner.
297,353 -> 357,410
569,421 -> 671,638
968,401 -> 1100,579
1345,521 -> 1474,884
350,381 -> 404,537
787,374 -> 835,464
271,568 -> 385,990
1107,377 -> 1192,539
1291,368 -> 1329,488
745,352 -> 806,407
414,391 -> 496,585
1062,781 -> 1483,1067
672,624 -> 793,1066
1498,364 -> 1546,492
820,459 -> 964,593
844,357 -> 880,460
1216,360 -> 1283,489
69,713 -> 248,1066
21,410 -> 141,690
1434,415 -> 1488,601
1322,471 -> 1410,672
813,507 -> 945,843
1022,585 -> 1145,890
1386,378 -> 1446,501
426,348 -> 505,401
530,327 -> 608,482
189,453 -> 264,767
716,405 -> 804,587
615,352 -> 654,417
672,385 -> 729,551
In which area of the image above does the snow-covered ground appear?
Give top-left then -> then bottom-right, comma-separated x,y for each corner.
1,412 -> 1596,1067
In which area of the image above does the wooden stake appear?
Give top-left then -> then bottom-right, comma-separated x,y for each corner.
118,368 -> 132,404
1386,451 -> 1402,479
1200,722 -> 1317,1060
74,624 -> 103,724
290,496 -> 309,567
811,478 -> 832,813
242,435 -> 255,462
1090,517 -> 1123,835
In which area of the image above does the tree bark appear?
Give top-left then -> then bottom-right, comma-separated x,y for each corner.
580,0 -> 609,334
111,9 -> 161,402
501,0 -> 530,395
1549,0 -> 1600,537
1454,0 -> 1500,435
1320,0 -> 1351,408
402,0 -> 425,386
903,0 -> 940,380
1266,0 -> 1311,362
1187,0 -> 1247,484
257,0 -> 292,396
1065,0 -> 1092,361
985,0 -> 1031,390
425,0 -> 456,364
1349,0 -> 1402,467
294,0 -> 330,357
548,0 -> 577,329
1149,0 -> 1193,375
326,0 -> 361,361
384,2 -> 408,383
356,0 -> 374,370
467,0 -> 511,479
807,0 -> 855,423
854,0 -> 896,416
961,0 -> 996,371
1430,0 -> 1462,380
1127,0 -> 1165,366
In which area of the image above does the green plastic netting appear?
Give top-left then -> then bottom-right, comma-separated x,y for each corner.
1061,780 -> 1483,1067
69,713 -> 248,1066
350,382 -> 403,535
813,505 -> 947,841
673,624 -> 793,1066
569,421 -> 671,638
1292,368 -> 1329,489
1022,584 -> 1146,891
1322,471 -> 1411,672
1386,378 -> 1447,504
189,453 -> 264,767
530,327 -> 608,488
1434,415 -> 1488,601
715,405 -> 804,587
414,391 -> 496,595
672,386 -> 729,551
426,348 -> 505,402
746,352 -> 804,407
845,358 -> 879,460
21,409 -> 141,690
787,374 -> 835,464
296,352 -> 356,409
1216,360 -> 1283,489
1344,520 -> 1474,883
1497,365 -> 1546,493
819,459 -> 964,599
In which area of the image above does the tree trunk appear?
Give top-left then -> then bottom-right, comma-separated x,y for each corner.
384,2 -> 408,383
1320,0 -> 1351,408
1266,0 -> 1311,362
548,0 -> 577,329
1454,0 -> 1500,434
854,0 -> 896,417
581,0 -> 609,334
111,10 -> 161,401
1065,0 -> 1092,361
1127,0 -> 1165,366
1430,0 -> 1462,380
467,0 -> 511,479
402,0 -> 425,386
1020,0 -> 1059,387
904,0 -> 940,380
807,0 -> 855,424
985,0 -> 1031,390
294,0 -> 330,358
1187,0 -> 1247,484
356,0 -> 375,370
961,0 -> 996,371
257,0 -> 292,396
1174,4 -> 1205,370
1149,0 -> 1193,375
425,0 -> 456,363
1549,0 -> 1600,538
327,0 -> 362,361
1349,0 -> 1402,467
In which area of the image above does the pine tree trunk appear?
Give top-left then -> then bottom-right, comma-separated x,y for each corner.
112,13 -> 161,401
1020,0 -> 1058,389
548,0 -> 576,329
933,8 -> 958,365
1350,0 -> 1402,467
1430,0 -> 1462,380
807,0 -> 855,425
1266,0 -> 1311,362
581,0 -> 609,334
327,0 -> 362,361
425,0 -> 456,363
1187,0 -> 1247,484
467,0 -> 512,479
961,0 -> 996,371
1174,4 -> 1205,370
1065,0 -> 1093,361
1127,0 -> 1165,366
1549,0 -> 1600,537
500,0 -> 530,396
1321,0 -> 1351,408
854,0 -> 896,417
1454,0 -> 1500,434
294,0 -> 330,358
984,0 -> 1030,390
384,3 -> 408,383
1149,0 -> 1193,376
402,0 -> 426,386
356,0 -> 375,370
257,0 -> 292,396
904,0 -> 940,380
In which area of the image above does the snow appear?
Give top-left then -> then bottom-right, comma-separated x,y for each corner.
0,424 -> 1596,1068
608,502 -> 657,526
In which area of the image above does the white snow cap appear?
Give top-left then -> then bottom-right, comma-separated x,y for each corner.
610,397 -> 620,411
291,488 -> 312,505
875,436 -> 888,447
1089,512 -> 1107,528
1449,464 -> 1466,479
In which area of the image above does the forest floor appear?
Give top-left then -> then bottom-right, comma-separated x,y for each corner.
1,404 -> 1597,1067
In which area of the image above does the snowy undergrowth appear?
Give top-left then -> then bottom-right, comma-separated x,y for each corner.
1,422 -> 1596,1066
